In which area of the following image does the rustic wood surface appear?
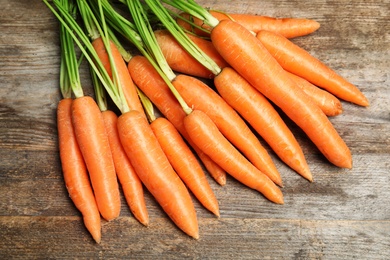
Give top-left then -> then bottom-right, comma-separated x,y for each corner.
1,0 -> 389,259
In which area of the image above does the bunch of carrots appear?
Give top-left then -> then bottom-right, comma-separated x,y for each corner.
44,0 -> 368,242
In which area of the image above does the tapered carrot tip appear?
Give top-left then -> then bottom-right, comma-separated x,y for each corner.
216,176 -> 226,186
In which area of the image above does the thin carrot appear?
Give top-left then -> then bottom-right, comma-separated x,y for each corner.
214,67 -> 313,181
118,110 -> 199,239
184,110 -> 284,204
173,74 -> 283,186
176,11 -> 320,39
57,98 -> 101,243
150,116 -> 220,217
286,71 -> 343,117
256,30 -> 369,107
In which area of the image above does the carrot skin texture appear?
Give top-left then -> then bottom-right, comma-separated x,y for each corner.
173,74 -> 282,186
151,117 -> 220,217
184,110 -> 284,204
92,38 -> 146,118
102,110 -> 149,226
211,20 -> 352,169
127,56 -> 226,186
214,67 -> 312,181
256,30 -> 369,107
71,96 -> 121,221
57,98 -> 101,243
286,71 -> 343,117
118,110 -> 199,239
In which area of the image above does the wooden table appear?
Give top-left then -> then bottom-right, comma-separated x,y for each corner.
1,0 -> 389,259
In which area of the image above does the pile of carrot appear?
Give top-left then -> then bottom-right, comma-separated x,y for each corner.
44,0 -> 368,242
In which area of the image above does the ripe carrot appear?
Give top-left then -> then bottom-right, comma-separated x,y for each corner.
127,55 -> 226,186
154,29 -> 228,79
150,117 -> 220,217
256,30 -> 369,107
71,95 -> 121,221
102,110 -> 149,226
184,110 -> 284,204
286,71 -> 343,117
176,11 -> 320,38
211,19 -> 352,169
92,37 -> 147,118
173,74 -> 283,186
214,67 -> 313,181
118,110 -> 199,239
57,98 -> 101,243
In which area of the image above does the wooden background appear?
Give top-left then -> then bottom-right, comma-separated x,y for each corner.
1,0 -> 389,259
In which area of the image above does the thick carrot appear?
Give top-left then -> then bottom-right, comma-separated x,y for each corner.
92,37 -> 147,118
173,74 -> 283,186
211,19 -> 352,168
102,110 -> 149,226
71,96 -> 121,221
127,55 -> 226,186
118,110 -> 199,239
286,71 -> 343,117
154,29 -> 228,79
151,117 -> 220,217
184,110 -> 284,204
176,11 -> 320,38
57,98 -> 101,243
214,67 -> 313,181
256,30 -> 369,107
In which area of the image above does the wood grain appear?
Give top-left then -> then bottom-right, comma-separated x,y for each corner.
1,0 -> 389,259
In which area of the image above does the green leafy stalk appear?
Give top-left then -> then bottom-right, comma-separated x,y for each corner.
137,87 -> 156,123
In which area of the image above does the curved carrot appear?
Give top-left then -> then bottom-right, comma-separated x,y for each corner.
176,11 -> 320,38
256,30 -> 369,107
154,29 -> 228,79
127,55 -> 226,186
286,71 -> 343,117
151,117 -> 220,217
173,74 -> 283,186
71,96 -> 121,221
118,110 -> 199,239
211,20 -> 352,168
214,67 -> 313,181
57,98 -> 101,243
92,37 -> 147,118
102,110 -> 149,226
184,110 -> 284,204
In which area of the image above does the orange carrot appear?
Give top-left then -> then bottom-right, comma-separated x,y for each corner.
184,110 -> 284,204
176,11 -> 320,38
151,117 -> 220,217
286,71 -> 343,117
102,110 -> 149,226
154,29 -> 228,79
256,30 -> 369,107
57,98 -> 101,243
127,55 -> 226,186
71,96 -> 121,221
211,19 -> 352,168
214,67 -> 313,181
118,110 -> 199,239
173,74 -> 283,186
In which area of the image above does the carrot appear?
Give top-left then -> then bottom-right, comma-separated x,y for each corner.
176,11 -> 320,39
210,19 -> 352,168
214,67 -> 313,181
150,116 -> 220,217
57,98 -> 101,243
256,30 -> 369,107
184,110 -> 284,204
102,110 -> 149,226
154,29 -> 228,79
128,55 -> 227,186
286,71 -> 343,117
118,110 -> 199,239
173,74 -> 283,186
